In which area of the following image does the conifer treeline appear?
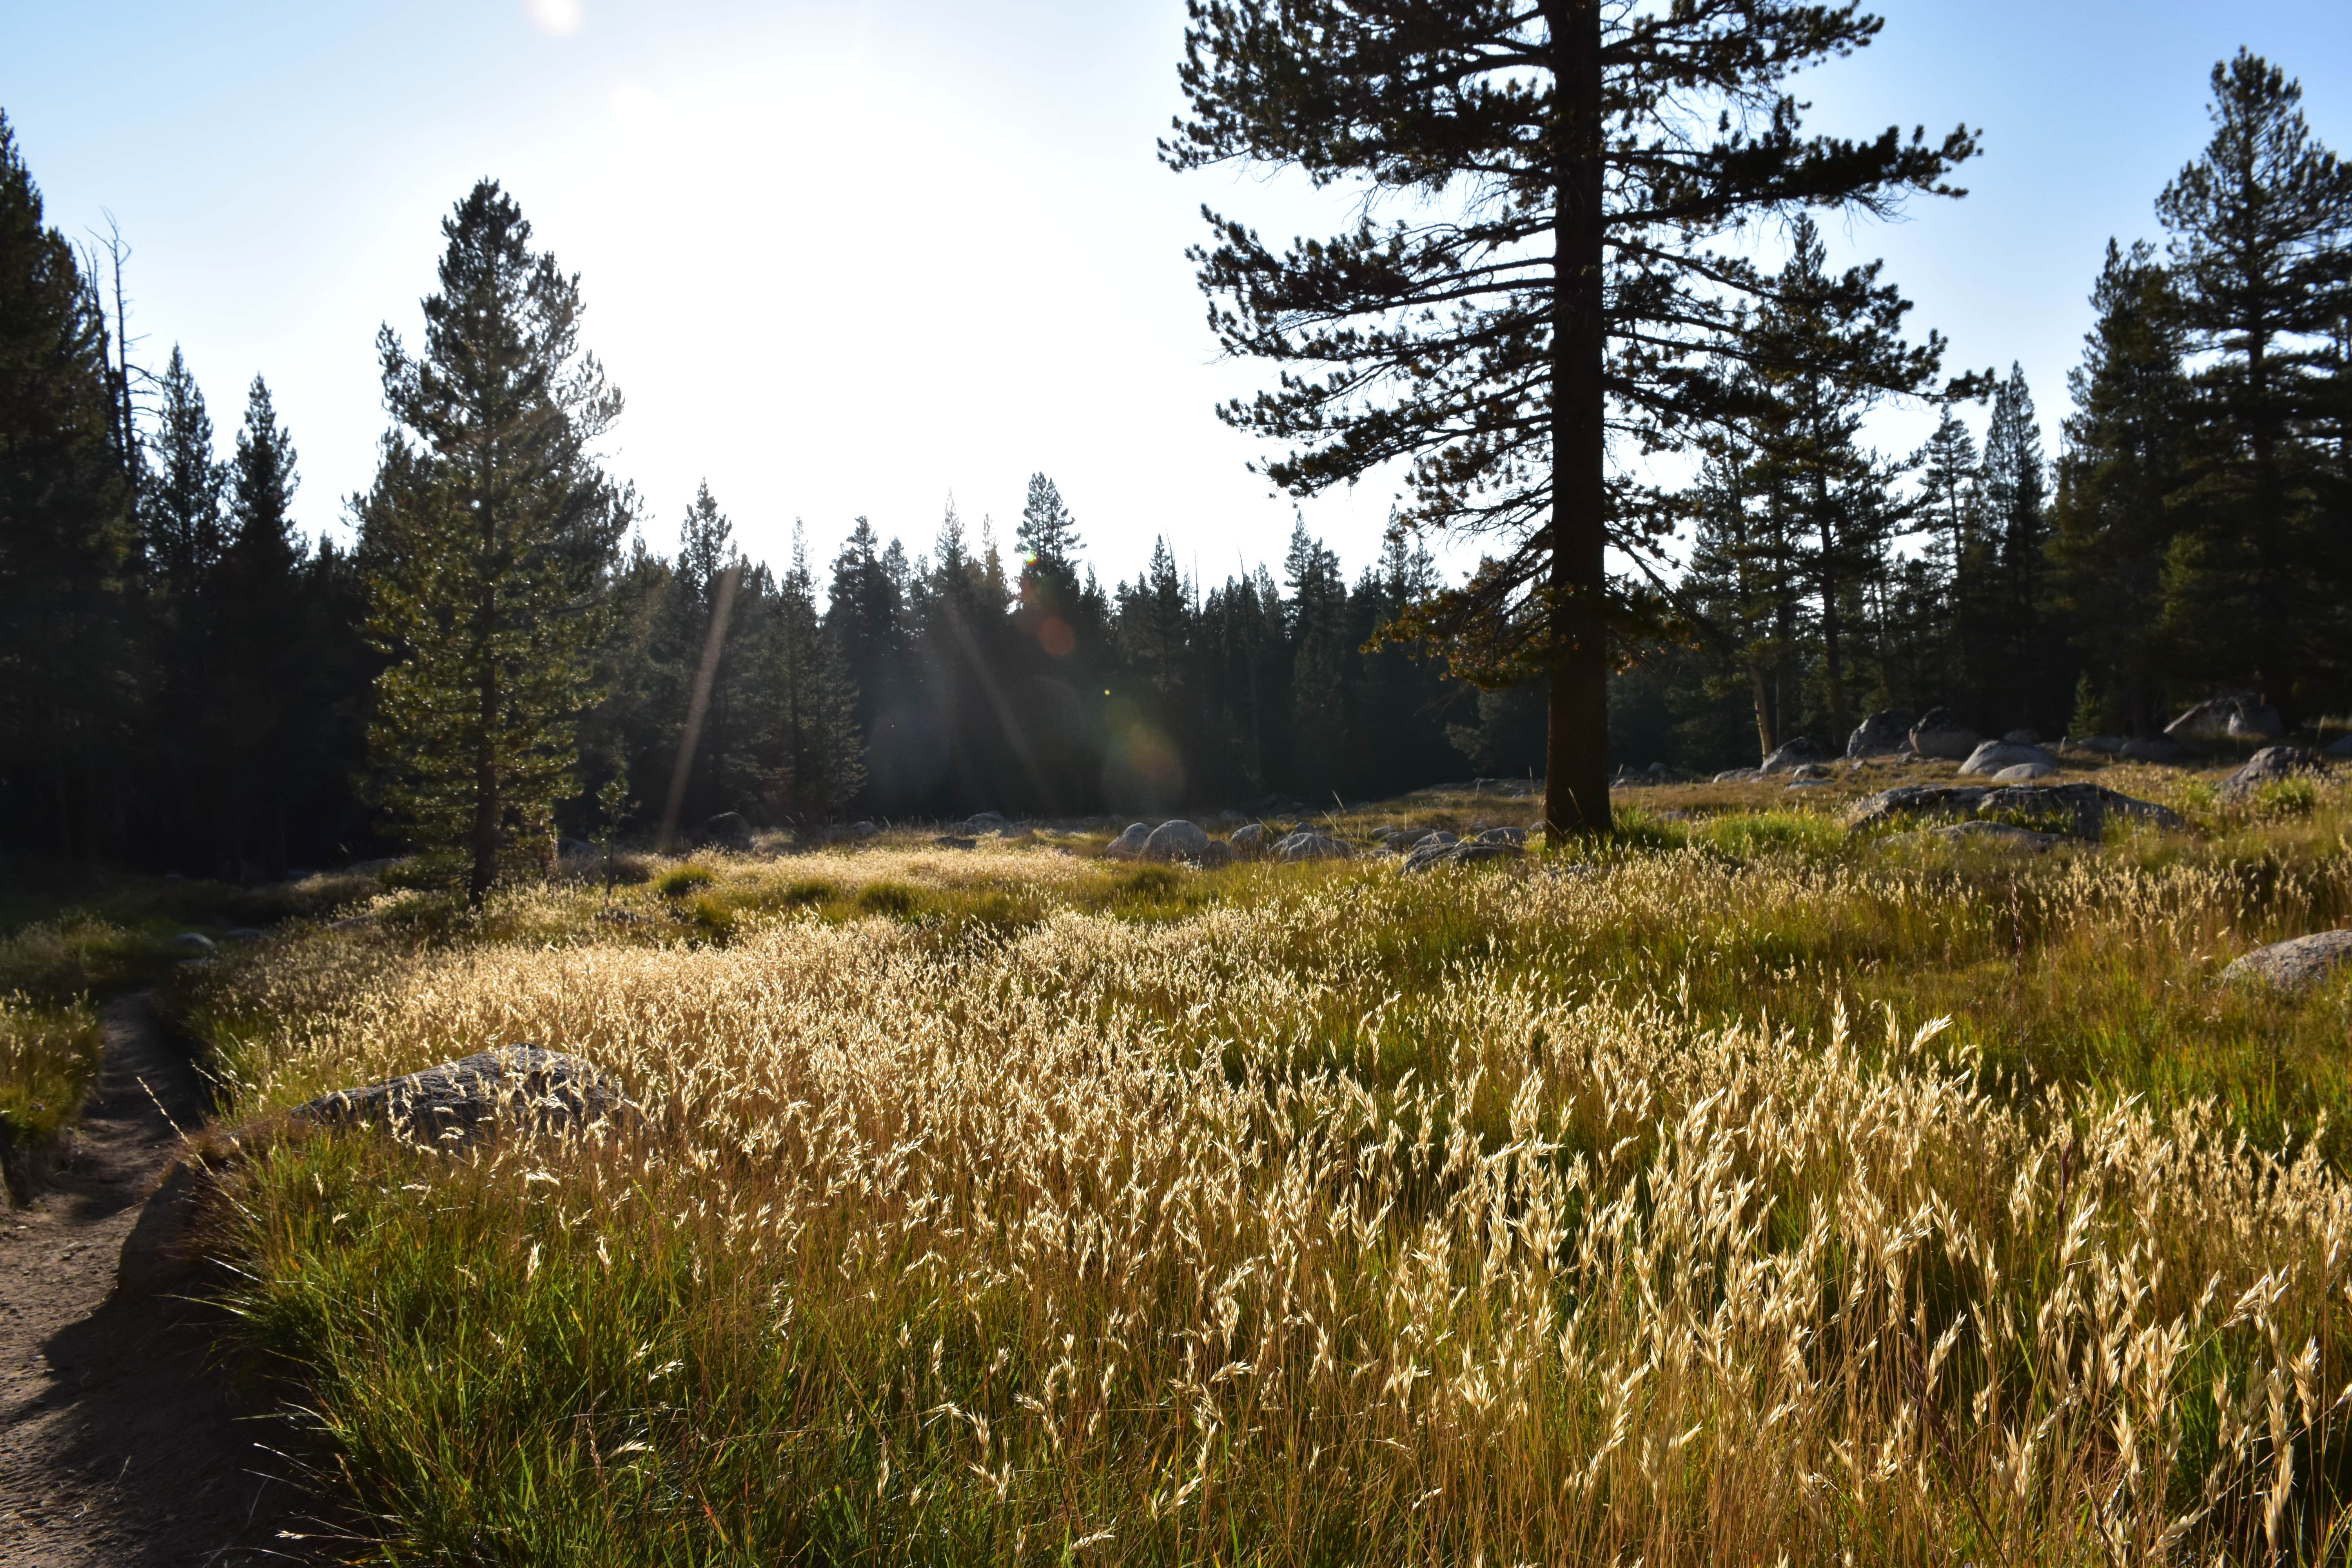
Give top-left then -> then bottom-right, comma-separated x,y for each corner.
1641,52 -> 2352,766
3,47 -> 2348,874
587,475 -> 1477,837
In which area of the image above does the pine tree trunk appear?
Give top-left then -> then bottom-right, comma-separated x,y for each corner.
2247,332 -> 2284,713
1750,661 -> 1776,759
1543,0 -> 1612,841
470,570 -> 500,907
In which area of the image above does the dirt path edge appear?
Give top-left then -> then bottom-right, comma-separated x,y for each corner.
0,993 -> 313,1567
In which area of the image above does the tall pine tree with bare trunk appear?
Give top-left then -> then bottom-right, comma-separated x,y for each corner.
1164,0 -> 1976,836
360,181 -> 629,904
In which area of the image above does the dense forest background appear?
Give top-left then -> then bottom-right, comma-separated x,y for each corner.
3,47 -> 2348,877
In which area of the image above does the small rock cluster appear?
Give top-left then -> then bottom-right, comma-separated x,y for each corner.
289,1044 -> 627,1147
1845,781 -> 2184,845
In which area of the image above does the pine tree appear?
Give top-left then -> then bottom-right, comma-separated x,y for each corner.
2156,50 -> 2352,713
1740,218 -> 1945,745
1166,0 -> 1976,835
1979,363 -> 2051,726
2048,241 -> 2190,734
0,111 -> 134,858
214,377 -> 308,875
138,345 -> 232,866
142,346 -> 226,599
1281,519 -> 1348,793
1015,472 -> 1082,572
1913,408 -> 1982,696
770,523 -> 864,818
360,181 -> 630,903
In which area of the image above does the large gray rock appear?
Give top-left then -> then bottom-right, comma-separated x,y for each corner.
1909,708 -> 1982,760
1403,838 -> 1525,874
1759,737 -> 1828,775
1272,830 -> 1352,863
1476,826 -> 1528,846
1979,782 -> 2185,839
2119,735 -> 2189,764
1993,762 -> 2057,782
1103,823 -> 1151,860
701,812 -> 753,851
1141,820 -> 1211,862
2220,745 -> 2330,801
2229,705 -> 2284,741
290,1044 -> 626,1147
2166,695 -> 2263,742
849,820 -> 879,840
1196,839 -> 1236,869
955,810 -> 1013,835
1959,740 -> 2058,777
1847,708 -> 1916,759
1905,821 -> 2062,854
1229,822 -> 1270,857
2221,931 -> 2352,992
1713,768 -> 1762,783
1848,782 -> 2181,841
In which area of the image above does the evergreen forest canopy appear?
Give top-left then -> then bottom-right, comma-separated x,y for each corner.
1,31 -> 2349,884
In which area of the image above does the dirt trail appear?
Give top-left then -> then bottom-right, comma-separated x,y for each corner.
0,995 -> 307,1566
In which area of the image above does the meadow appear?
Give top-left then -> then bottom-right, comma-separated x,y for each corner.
144,761 -> 2352,1562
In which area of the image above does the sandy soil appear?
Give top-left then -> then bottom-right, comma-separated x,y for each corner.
0,995 -> 312,1566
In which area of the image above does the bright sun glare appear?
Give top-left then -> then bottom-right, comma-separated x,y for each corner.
526,0 -> 583,39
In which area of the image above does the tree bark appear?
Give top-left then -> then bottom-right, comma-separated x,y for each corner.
1544,0 -> 1612,842
469,505 -> 501,906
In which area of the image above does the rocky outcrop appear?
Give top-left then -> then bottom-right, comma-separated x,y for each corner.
289,1044 -> 626,1147
1476,826 -> 1528,846
2230,706 -> 2285,741
1847,781 -> 2183,841
1958,740 -> 2058,777
2221,931 -> 2352,992
2166,695 -> 2278,743
1846,708 -> 1916,759
1908,708 -> 1982,760
2119,735 -> 2189,764
1993,762 -> 2057,782
1272,831 -> 1352,862
700,812 -> 754,851
1905,821 -> 2061,853
1760,737 -> 1828,775
2219,746 -> 2330,801
1403,838 -> 1525,874
1141,820 -> 1210,862
1103,823 -> 1151,860
1229,822 -> 1270,856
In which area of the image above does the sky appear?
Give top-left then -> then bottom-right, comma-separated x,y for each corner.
4,0 -> 2348,592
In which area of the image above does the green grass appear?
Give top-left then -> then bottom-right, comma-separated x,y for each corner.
171,773 -> 2352,1563
0,862 -> 385,1183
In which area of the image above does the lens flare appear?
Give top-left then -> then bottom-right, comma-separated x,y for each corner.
526,0 -> 583,37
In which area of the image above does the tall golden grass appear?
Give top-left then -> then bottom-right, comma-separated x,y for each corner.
198,823 -> 2352,1563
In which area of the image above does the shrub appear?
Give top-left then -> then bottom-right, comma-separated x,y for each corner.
655,863 -> 715,898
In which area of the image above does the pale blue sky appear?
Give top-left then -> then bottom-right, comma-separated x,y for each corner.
4,1 -> 2346,586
